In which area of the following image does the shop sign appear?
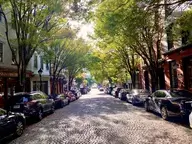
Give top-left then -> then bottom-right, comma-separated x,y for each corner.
0,72 -> 17,77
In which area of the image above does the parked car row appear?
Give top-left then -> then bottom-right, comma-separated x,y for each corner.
0,89 -> 82,142
107,87 -> 192,127
80,86 -> 91,94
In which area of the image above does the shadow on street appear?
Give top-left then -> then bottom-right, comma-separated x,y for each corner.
6,91 -> 192,144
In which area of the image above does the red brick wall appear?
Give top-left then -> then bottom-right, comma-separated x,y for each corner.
164,47 -> 192,91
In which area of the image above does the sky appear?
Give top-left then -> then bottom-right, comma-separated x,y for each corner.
69,20 -> 94,41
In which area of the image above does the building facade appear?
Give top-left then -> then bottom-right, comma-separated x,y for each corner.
27,52 -> 51,95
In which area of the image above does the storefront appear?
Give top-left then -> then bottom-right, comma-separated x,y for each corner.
0,66 -> 32,108
30,75 -> 50,95
163,44 -> 192,91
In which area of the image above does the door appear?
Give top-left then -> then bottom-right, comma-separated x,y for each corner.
184,58 -> 192,90
41,92 -> 52,111
0,109 -> 15,138
153,91 -> 167,113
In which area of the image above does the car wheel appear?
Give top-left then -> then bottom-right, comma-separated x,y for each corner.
144,101 -> 150,112
60,102 -> 64,108
15,121 -> 24,137
37,109 -> 43,121
132,99 -> 136,106
161,106 -> 169,120
50,105 -> 55,113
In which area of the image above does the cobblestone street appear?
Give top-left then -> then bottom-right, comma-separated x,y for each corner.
9,89 -> 192,144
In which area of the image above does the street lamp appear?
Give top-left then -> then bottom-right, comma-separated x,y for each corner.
38,68 -> 43,91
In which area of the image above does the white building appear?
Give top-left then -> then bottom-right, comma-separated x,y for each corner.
27,52 -> 51,95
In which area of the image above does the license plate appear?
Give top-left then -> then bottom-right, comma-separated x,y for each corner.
13,105 -> 20,109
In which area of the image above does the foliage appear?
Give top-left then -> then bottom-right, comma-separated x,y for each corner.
0,0 -> 66,91
92,0 -> 166,90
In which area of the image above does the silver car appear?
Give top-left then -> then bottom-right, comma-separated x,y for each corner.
126,89 -> 150,105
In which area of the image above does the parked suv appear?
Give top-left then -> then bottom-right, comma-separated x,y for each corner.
9,91 -> 55,121
0,108 -> 26,141
54,94 -> 69,108
144,90 -> 192,120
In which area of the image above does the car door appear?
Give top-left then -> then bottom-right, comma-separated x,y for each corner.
0,109 -> 15,138
127,90 -> 132,102
153,91 -> 167,113
43,93 -> 52,111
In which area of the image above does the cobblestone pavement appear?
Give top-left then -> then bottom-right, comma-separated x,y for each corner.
9,89 -> 192,144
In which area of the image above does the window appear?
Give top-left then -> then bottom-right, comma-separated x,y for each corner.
0,108 -> 6,116
170,61 -> 178,88
0,43 -> 3,62
46,61 -> 49,70
32,94 -> 43,100
187,58 -> 192,89
34,55 -> 38,68
154,91 -> 166,98
170,90 -> 192,98
40,56 -> 43,69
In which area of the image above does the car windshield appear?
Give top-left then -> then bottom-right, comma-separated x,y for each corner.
139,90 -> 149,94
58,94 -> 66,98
0,108 -> 6,116
169,90 -> 192,98
11,94 -> 31,103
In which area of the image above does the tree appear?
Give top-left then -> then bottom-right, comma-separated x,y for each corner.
0,0 -> 66,91
43,28 -> 77,95
65,38 -> 90,90
93,0 -> 166,91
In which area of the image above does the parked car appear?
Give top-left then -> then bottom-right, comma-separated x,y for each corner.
9,91 -> 55,121
144,90 -> 192,120
0,108 -> 26,141
127,89 -> 150,105
80,88 -> 87,94
118,89 -> 130,100
112,87 -> 122,98
70,89 -> 81,99
54,94 -> 69,108
99,87 -> 104,91
65,91 -> 76,102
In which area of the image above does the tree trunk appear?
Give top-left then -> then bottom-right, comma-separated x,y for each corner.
68,76 -> 74,91
131,72 -> 136,89
150,68 -> 159,92
51,75 -> 57,95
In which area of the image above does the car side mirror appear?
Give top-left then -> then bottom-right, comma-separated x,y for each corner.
148,95 -> 152,99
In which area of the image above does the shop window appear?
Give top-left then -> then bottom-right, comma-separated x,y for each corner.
0,43 -> 3,62
40,56 -> 43,69
33,81 -> 48,94
46,61 -> 49,70
34,55 -> 38,68
170,61 -> 178,88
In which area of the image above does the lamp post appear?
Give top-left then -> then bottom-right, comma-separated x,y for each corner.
38,68 -> 43,91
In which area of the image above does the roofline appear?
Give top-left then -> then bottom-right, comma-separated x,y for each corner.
163,44 -> 192,55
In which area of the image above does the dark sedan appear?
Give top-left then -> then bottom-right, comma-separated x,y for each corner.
118,89 -> 130,101
112,87 -> 122,98
127,89 -> 150,105
70,90 -> 81,99
0,108 -> 26,141
9,91 -> 55,121
54,94 -> 69,108
144,90 -> 192,120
